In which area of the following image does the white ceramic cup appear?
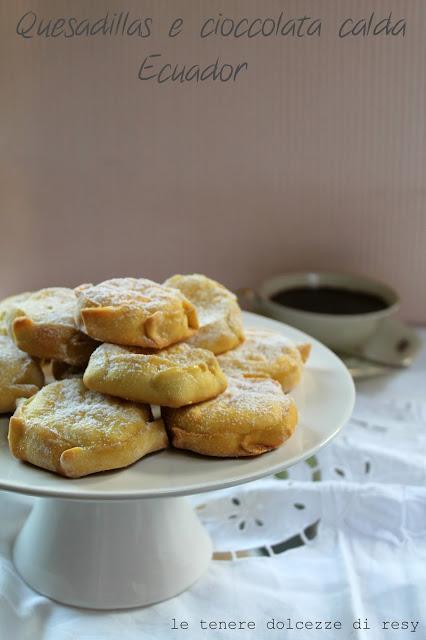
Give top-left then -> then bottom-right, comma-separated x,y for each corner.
242,271 -> 399,352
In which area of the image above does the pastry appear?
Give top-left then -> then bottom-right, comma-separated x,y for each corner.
0,292 -> 31,335
75,278 -> 198,349
0,335 -> 44,413
162,375 -> 297,457
84,341 -> 228,407
7,288 -> 97,366
218,330 -> 311,392
164,274 -> 244,354
8,378 -> 168,478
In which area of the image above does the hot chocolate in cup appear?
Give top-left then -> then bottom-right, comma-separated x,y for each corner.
250,272 -> 399,352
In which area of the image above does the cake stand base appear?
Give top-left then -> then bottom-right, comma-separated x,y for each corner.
13,496 -> 212,609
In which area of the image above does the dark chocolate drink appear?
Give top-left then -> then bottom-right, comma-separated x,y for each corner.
271,286 -> 388,315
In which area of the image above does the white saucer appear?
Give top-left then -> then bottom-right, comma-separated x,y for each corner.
338,318 -> 422,379
0,312 -> 355,608
0,311 -> 355,501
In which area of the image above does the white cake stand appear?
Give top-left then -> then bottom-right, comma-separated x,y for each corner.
0,312 -> 355,609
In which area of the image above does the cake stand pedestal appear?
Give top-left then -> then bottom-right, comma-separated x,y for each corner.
13,496 -> 212,609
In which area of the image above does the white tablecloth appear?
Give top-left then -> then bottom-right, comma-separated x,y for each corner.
1,331 -> 425,640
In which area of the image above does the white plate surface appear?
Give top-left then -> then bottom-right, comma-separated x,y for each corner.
0,312 -> 355,500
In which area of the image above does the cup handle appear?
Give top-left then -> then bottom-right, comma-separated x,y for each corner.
358,316 -> 422,368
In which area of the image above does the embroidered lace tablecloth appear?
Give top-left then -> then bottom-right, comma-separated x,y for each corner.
1,330 -> 425,640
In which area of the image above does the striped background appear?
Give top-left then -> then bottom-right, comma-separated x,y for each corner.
1,0 -> 425,320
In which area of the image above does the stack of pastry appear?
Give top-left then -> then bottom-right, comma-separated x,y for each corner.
0,275 -> 310,478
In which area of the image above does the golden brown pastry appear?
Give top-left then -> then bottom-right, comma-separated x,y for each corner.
6,288 -> 97,366
218,330 -> 311,392
8,378 -> 168,478
0,292 -> 31,335
75,278 -> 198,349
164,274 -> 244,354
162,375 -> 297,457
84,341 -> 228,408
0,335 -> 44,413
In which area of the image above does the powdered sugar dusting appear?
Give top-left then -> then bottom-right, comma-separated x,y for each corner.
0,335 -> 41,387
0,292 -> 32,335
5,288 -> 79,328
219,330 -> 299,367
168,375 -> 294,432
19,378 -> 152,446
90,341 -> 219,376
216,329 -> 307,393
164,274 -> 244,352
76,278 -> 192,314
